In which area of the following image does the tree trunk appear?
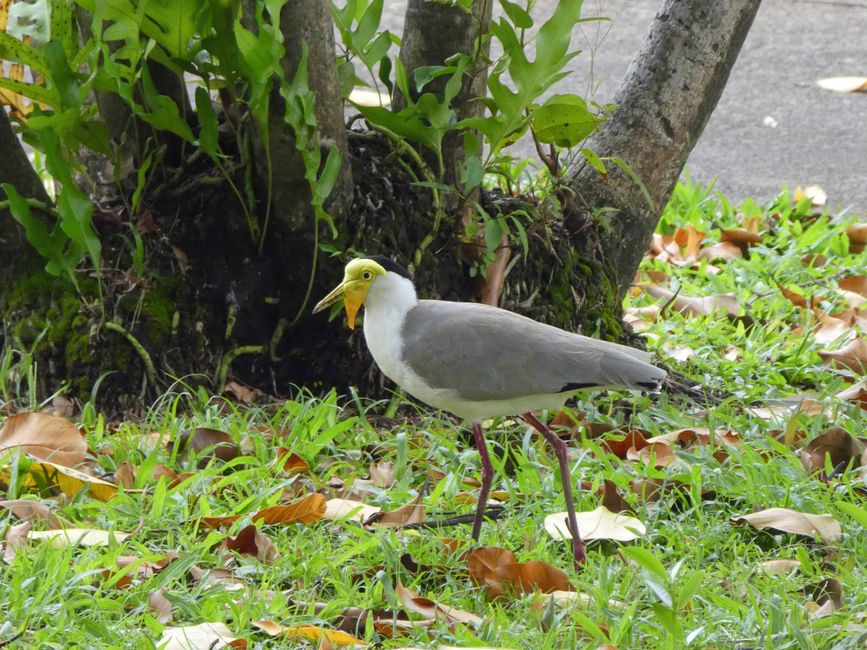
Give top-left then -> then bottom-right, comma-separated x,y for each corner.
0,108 -> 51,284
261,0 -> 352,233
567,0 -> 762,300
397,0 -> 493,187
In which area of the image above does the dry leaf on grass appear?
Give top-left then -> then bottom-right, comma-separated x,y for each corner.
274,448 -> 309,474
369,461 -> 396,487
189,566 -> 245,591
225,525 -> 278,563
800,427 -> 865,476
365,492 -> 424,528
28,528 -> 131,547
544,506 -> 646,542
158,622 -> 245,650
599,480 -> 634,514
626,442 -> 677,468
0,412 -> 86,466
759,559 -> 801,575
802,578 -> 844,619
732,508 -> 842,542
26,461 -> 118,501
396,581 -> 482,626
223,380 -> 263,404
847,222 -> 867,253
113,553 -> 179,585
818,336 -> 867,373
170,427 -> 240,467
793,185 -> 828,207
0,498 -> 68,528
114,461 -> 136,488
467,546 -> 572,599
252,620 -> 367,646
835,379 -> 867,408
2,520 -> 31,563
598,429 -> 649,458
200,493 -> 326,528
530,590 -> 626,610
323,498 -> 381,522
148,589 -> 173,623
645,285 -> 741,319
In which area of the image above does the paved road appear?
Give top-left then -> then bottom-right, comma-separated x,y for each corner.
382,0 -> 867,212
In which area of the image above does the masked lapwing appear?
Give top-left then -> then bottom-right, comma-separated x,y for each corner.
314,256 -> 665,568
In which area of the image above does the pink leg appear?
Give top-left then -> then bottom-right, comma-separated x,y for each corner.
523,412 -> 586,570
470,422 -> 494,541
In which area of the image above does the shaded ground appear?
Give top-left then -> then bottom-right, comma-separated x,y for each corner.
383,0 -> 867,211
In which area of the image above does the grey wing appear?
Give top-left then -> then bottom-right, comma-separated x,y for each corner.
401,301 -> 665,401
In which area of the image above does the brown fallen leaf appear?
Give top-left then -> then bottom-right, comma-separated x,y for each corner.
148,589 -> 173,623
800,427 -> 865,476
0,498 -> 68,529
252,620 -> 367,647
2,520 -> 31,563
802,578 -> 844,619
839,275 -> 867,298
170,427 -> 240,467
396,581 -> 482,626
158,622 -> 245,650
365,491 -> 425,528
274,448 -> 309,474
846,222 -> 867,253
673,225 -> 706,260
0,412 -> 87,466
626,442 -> 677,468
223,380 -> 263,404
732,508 -> 842,542
369,460 -> 396,487
467,546 -> 572,599
835,379 -> 867,409
544,506 -> 645,542
189,565 -> 245,591
115,461 -> 137,489
698,240 -> 743,262
150,464 -> 195,488
114,552 -> 179,585
646,285 -> 741,319
818,336 -> 867,373
598,429 -> 649,458
201,493 -> 326,528
599,480 -> 634,514
225,525 -> 278,563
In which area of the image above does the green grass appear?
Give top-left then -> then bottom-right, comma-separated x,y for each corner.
1,182 -> 865,649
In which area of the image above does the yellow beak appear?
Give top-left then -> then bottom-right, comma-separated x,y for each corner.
312,282 -> 363,329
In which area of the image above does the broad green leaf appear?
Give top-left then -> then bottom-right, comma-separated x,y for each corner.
580,147 -> 606,176
317,147 -> 343,200
837,501 -> 867,527
0,31 -> 49,74
531,94 -> 603,147
500,0 -> 533,28
622,546 -> 668,582
194,86 -> 219,157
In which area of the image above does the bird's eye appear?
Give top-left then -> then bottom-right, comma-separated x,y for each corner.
362,271 -> 373,280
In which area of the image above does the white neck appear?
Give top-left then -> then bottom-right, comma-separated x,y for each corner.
364,272 -> 418,318
362,272 -> 418,385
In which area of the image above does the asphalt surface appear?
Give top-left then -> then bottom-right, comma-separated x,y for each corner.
382,0 -> 867,213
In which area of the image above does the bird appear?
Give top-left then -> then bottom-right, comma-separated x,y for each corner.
313,255 -> 666,569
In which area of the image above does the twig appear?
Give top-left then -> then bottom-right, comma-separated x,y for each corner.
102,322 -> 157,385
402,505 -> 506,530
215,345 -> 266,395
